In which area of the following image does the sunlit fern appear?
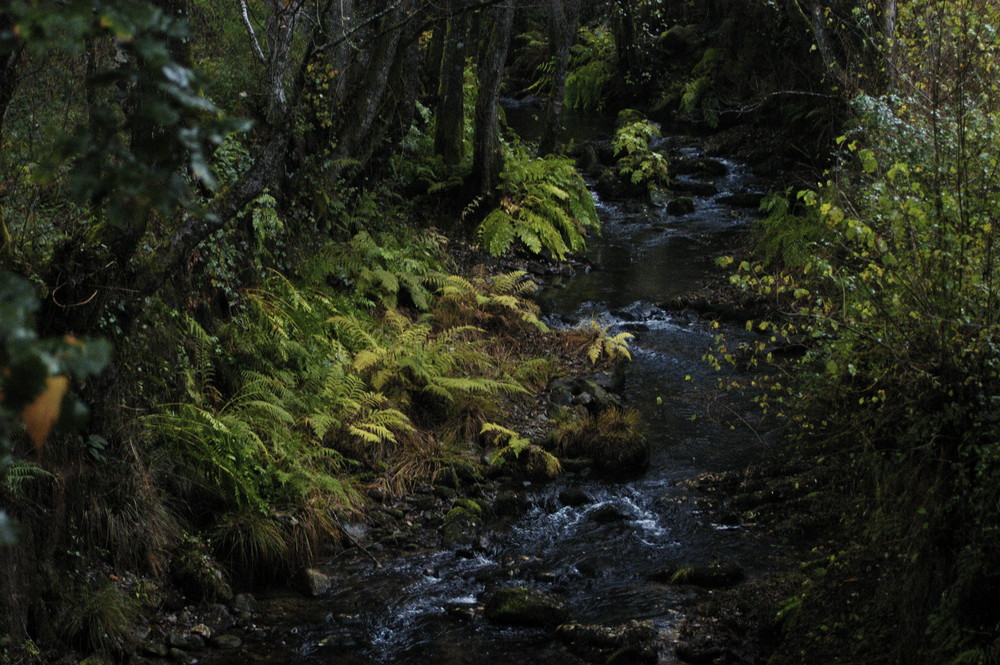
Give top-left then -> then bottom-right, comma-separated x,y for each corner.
564,319 -> 634,365
434,270 -> 548,332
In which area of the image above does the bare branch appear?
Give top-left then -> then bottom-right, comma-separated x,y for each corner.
238,0 -> 267,65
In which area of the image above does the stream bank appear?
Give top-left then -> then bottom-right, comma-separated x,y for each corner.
127,129 -> 823,665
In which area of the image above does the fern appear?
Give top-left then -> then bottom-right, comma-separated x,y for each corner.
564,26 -> 615,111
483,422 -> 561,478
565,319 -> 634,365
435,270 -> 548,332
303,230 -> 449,311
477,150 -> 599,260
2,458 -> 54,494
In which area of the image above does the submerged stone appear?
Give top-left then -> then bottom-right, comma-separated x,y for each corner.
483,587 -> 568,629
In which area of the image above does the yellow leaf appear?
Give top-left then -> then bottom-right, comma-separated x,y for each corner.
21,376 -> 69,450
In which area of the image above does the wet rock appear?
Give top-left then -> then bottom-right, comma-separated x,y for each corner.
441,499 -> 484,548
168,648 -> 196,664
556,620 -> 658,663
671,156 -> 728,177
717,191 -> 764,208
190,624 -> 212,640
653,563 -> 746,589
167,632 -> 205,651
483,587 -> 568,629
231,592 -> 258,614
559,487 -> 593,507
301,568 -> 333,596
671,180 -> 718,197
668,197 -> 696,216
675,637 -> 725,665
202,603 -> 234,631
494,491 -> 529,517
590,504 -> 629,524
139,640 -> 170,657
445,604 -> 478,621
209,634 -> 243,649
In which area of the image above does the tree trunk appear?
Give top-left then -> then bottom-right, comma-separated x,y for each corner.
611,0 -> 638,80
471,0 -> 515,198
538,0 -> 581,156
0,12 -> 23,146
434,0 -> 471,165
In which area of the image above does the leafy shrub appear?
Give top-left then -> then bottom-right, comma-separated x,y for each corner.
612,118 -> 669,188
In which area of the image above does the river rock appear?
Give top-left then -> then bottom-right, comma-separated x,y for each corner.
168,648 -> 196,664
190,623 -> 212,640
209,634 -> 243,649
671,156 -> 728,177
590,504 -> 629,523
556,620 -> 658,663
717,191 -> 764,208
559,487 -> 593,507
167,632 -> 205,651
231,592 -> 258,614
139,639 -> 170,657
675,637 -> 725,665
668,197 -> 696,215
494,491 -> 529,517
202,603 -> 234,631
671,180 -> 718,197
483,587 -> 568,629
301,568 -> 333,596
652,562 -> 746,589
441,499 -> 484,548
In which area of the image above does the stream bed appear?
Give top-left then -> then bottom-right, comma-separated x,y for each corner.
203,136 -> 785,665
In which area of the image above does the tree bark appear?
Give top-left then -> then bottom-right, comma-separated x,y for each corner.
471,0 -> 515,198
434,0 -> 471,165
538,0 -> 581,156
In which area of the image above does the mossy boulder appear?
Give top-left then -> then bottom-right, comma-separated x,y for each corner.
441,499 -> 484,548
483,587 -> 569,629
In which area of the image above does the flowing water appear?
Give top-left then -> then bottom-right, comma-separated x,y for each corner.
210,121 -> 779,665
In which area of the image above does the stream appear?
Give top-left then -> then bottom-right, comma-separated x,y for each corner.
206,122 -> 780,665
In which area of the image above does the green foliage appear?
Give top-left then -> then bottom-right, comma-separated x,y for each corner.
477,149 -> 599,260
14,1 -> 250,233
611,118 -> 669,187
306,230 -> 449,311
564,26 -> 615,111
715,3 -> 1000,659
